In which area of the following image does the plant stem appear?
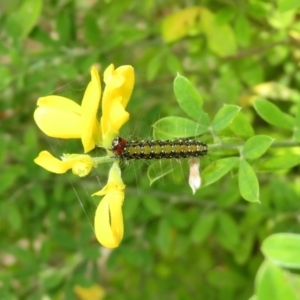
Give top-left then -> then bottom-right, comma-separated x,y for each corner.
92,156 -> 115,164
208,140 -> 300,151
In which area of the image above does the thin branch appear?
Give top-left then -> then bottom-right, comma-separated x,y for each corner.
208,140 -> 300,152
222,39 -> 291,60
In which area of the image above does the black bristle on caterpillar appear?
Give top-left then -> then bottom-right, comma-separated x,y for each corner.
111,137 -> 208,160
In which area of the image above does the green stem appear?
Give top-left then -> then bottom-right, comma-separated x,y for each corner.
208,140 -> 300,151
92,156 -> 115,164
271,140 -> 300,148
90,140 -> 300,162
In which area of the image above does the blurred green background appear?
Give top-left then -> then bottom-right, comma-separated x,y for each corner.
1,0 -> 300,299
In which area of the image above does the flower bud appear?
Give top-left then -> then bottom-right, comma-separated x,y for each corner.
189,158 -> 201,194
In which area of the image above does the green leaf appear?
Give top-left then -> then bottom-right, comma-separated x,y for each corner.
211,104 -> 241,132
81,244 -> 102,260
234,232 -> 255,264
161,6 -> 236,56
143,197 -> 163,216
278,0 -> 300,12
6,0 -> 43,41
167,53 -> 183,74
216,212 -> 239,251
214,69 -> 242,104
123,197 -> 140,220
166,208 -> 189,230
261,233 -> 300,269
269,9 -> 295,29
202,157 -> 239,187
56,6 -> 73,44
207,268 -> 245,289
147,50 -> 165,81
215,8 -> 236,25
237,59 -> 264,86
40,268 -> 65,291
234,14 -> 251,46
201,7 -> 237,56
242,135 -> 274,160
152,116 -> 209,139
260,154 -> 300,170
229,111 -> 255,138
156,219 -> 172,254
152,130 -> 176,140
0,138 -> 9,166
173,74 -> 209,123
7,203 -> 22,230
147,160 -> 178,185
0,166 -> 24,194
52,228 -> 77,250
30,186 -> 47,208
190,212 -> 216,244
255,261 -> 298,300
83,11 -> 102,46
253,98 -> 295,130
7,245 -> 36,265
0,66 -> 12,90
293,101 -> 300,141
238,160 -> 259,202
161,7 -> 202,43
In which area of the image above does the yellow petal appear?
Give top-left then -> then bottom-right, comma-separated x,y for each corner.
93,162 -> 125,195
109,99 -> 130,132
102,67 -> 122,115
34,151 -> 74,173
37,96 -> 82,114
74,284 -> 105,300
103,64 -> 115,83
93,181 -> 124,196
102,65 -> 134,108
101,102 -> 130,149
113,65 -> 135,107
94,191 -> 124,248
101,97 -> 130,149
104,67 -> 125,88
81,66 -> 102,153
100,65 -> 134,148
92,121 -> 101,147
34,106 -> 82,138
72,155 -> 95,177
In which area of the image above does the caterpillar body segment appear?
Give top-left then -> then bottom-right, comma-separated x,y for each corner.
111,137 -> 208,160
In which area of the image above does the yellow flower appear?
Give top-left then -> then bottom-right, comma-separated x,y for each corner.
34,65 -> 134,248
74,284 -> 106,300
101,64 -> 135,149
34,64 -> 134,154
93,162 -> 125,248
34,66 -> 101,153
34,151 -> 95,177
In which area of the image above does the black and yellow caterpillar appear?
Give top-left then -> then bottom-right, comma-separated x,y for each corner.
111,137 -> 208,160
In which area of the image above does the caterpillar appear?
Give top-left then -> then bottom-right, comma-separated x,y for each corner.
111,137 -> 208,160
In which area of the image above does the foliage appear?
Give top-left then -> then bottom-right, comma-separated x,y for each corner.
1,0 -> 300,299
